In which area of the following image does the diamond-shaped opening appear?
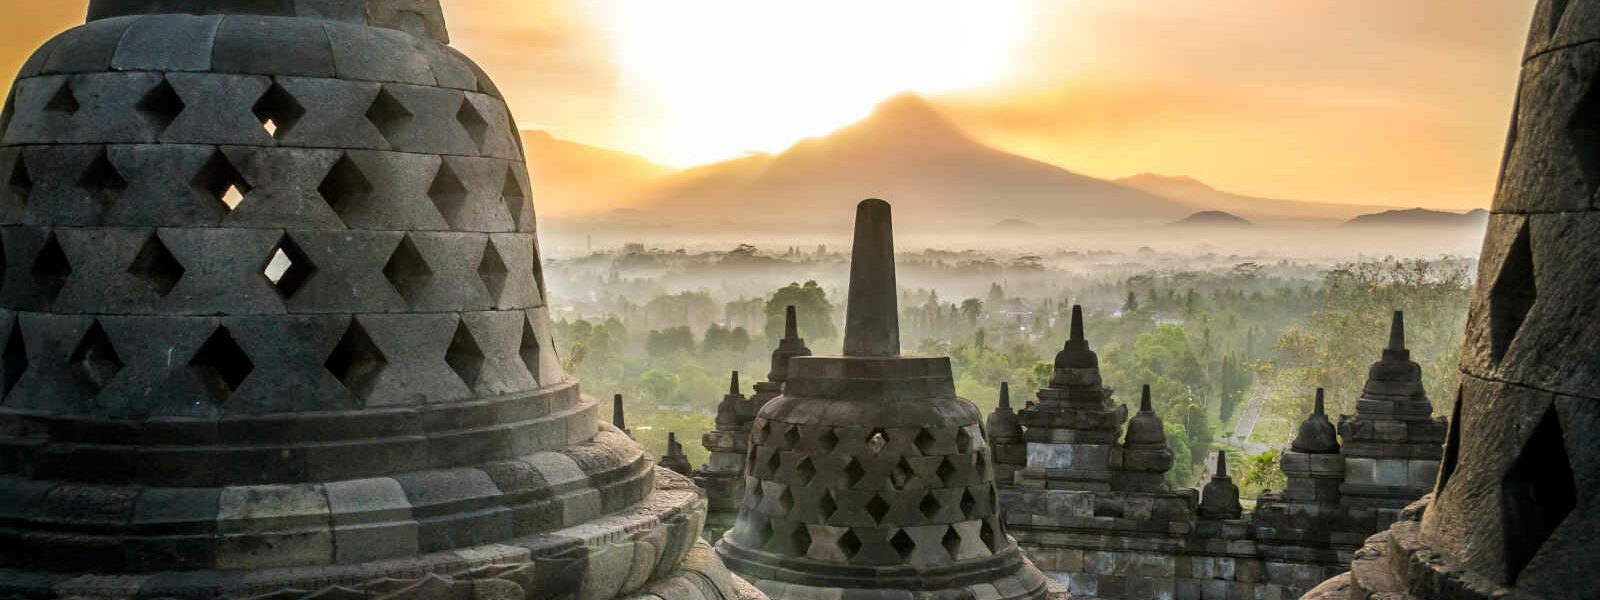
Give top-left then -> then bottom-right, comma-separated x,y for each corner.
942,527 -> 963,559
748,479 -> 765,503
960,488 -> 978,518
980,519 -> 999,554
1488,222 -> 1536,363
867,428 -> 887,456
782,424 -> 800,448
936,457 -> 957,485
192,150 -> 251,213
519,317 -> 541,385
790,524 -> 812,557
975,451 -> 989,480
2,320 -> 27,397
1501,405 -> 1577,583
1437,385 -> 1465,494
136,77 -> 185,132
865,494 -> 890,524
838,529 -> 862,560
456,96 -> 489,150
69,321 -> 120,395
1571,74 -> 1600,193
891,457 -> 913,490
190,326 -> 252,403
262,234 -> 315,298
778,487 -> 794,514
325,318 -> 386,404
1550,0 -> 1571,38
366,87 -> 412,145
446,319 -> 486,388
428,161 -> 469,227
956,427 -> 973,453
502,169 -> 526,229
382,235 -> 432,307
253,80 -> 304,140
889,529 -> 915,561
919,492 -> 940,520
844,457 -> 865,487
32,232 -> 71,303
127,232 -> 185,297
79,149 -> 126,209
819,490 -> 837,520
479,239 -> 508,303
7,153 -> 31,206
794,456 -> 816,485
755,420 -> 770,443
764,447 -> 781,476
746,444 -> 759,473
318,153 -> 374,223
45,79 -> 78,114
820,428 -> 839,453
914,428 -> 936,455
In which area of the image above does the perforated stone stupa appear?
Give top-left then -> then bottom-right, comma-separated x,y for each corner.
1309,0 -> 1600,596
0,2 -> 743,598
714,199 -> 1054,600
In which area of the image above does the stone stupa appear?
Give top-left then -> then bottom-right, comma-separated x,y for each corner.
713,199 -> 1054,600
0,3 -> 744,598
1308,0 -> 1599,596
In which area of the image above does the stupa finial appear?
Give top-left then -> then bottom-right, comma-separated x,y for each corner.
842,199 -> 900,357
1140,384 -> 1154,412
784,305 -> 799,339
999,382 -> 1012,409
1388,310 -> 1406,351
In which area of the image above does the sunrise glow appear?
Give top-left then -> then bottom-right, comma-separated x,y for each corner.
591,0 -> 1032,166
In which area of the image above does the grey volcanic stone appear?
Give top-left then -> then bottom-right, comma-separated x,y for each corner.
715,200 -> 1049,600
0,2 -> 742,599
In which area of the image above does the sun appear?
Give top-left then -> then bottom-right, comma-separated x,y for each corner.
590,0 -> 1032,167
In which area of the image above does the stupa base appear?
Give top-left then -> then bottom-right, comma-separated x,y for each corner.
0,469 -> 744,600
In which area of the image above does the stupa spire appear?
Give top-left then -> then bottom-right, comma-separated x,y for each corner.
1140,384 -> 1154,412
1388,311 -> 1406,351
613,393 -> 627,433
729,370 -> 741,395
842,199 -> 900,357
999,381 -> 1012,409
785,305 -> 799,339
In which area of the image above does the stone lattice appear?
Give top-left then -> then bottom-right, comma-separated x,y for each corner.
714,200 -> 1053,600
0,3 -> 744,598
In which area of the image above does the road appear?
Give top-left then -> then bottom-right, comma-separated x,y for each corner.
1222,385 -> 1271,456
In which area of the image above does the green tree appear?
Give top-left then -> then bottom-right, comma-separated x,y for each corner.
765,281 -> 837,342
638,368 -> 679,403
1240,450 -> 1287,494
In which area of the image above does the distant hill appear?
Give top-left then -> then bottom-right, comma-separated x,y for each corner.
519,131 -> 675,218
1172,210 -> 1253,228
1344,208 -> 1491,228
1117,173 -> 1395,222
991,218 -> 1040,230
627,94 -> 1195,230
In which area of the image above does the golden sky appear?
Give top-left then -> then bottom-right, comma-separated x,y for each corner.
1,1 -> 1536,210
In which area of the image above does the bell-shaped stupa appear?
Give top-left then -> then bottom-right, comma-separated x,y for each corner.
714,199 -> 1052,599
0,3 -> 739,598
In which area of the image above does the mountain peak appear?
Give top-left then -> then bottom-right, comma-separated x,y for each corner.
851,92 -> 968,142
1118,173 -> 1218,193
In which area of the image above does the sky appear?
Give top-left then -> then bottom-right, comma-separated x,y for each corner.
0,1 -> 1537,210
